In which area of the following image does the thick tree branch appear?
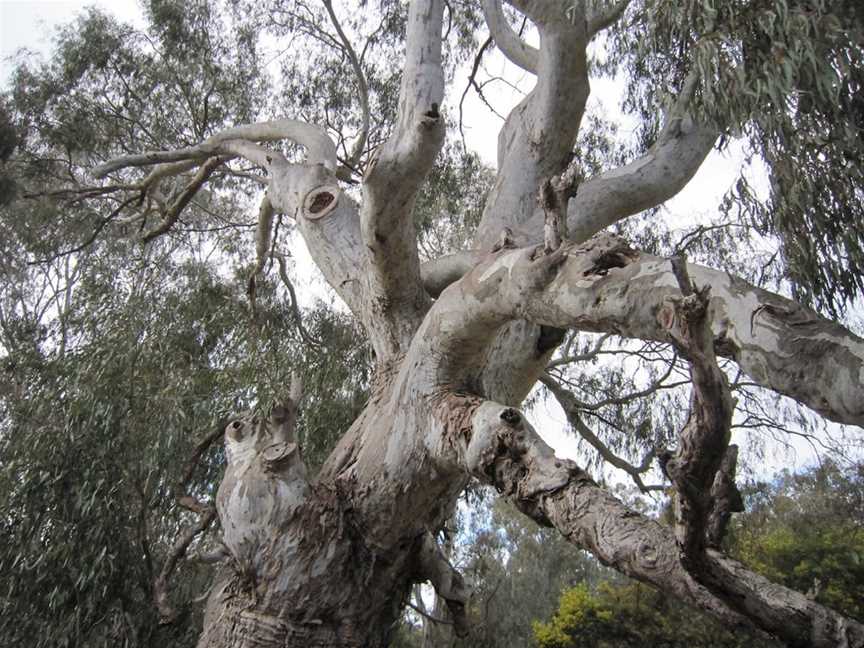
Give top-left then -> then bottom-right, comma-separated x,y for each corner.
657,260 -> 735,562
93,119 -> 337,177
566,74 -> 717,243
420,249 -> 486,297
586,0 -> 632,38
480,0 -> 538,74
461,0 -> 592,409
268,163 -> 368,323
474,1 -> 589,248
439,397 -> 864,647
93,119 -> 379,333
706,445 -> 744,548
417,532 -> 470,638
359,0 -> 445,357
413,233 -> 864,429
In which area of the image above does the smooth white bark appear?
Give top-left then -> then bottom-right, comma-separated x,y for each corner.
480,0 -> 538,73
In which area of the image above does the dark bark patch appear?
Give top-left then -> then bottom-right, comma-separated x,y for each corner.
583,249 -> 634,277
499,407 -> 522,427
303,184 -> 340,220
536,325 -> 567,354
309,192 -> 334,213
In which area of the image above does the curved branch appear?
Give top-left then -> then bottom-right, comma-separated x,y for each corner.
480,0 -> 538,74
408,601 -> 453,625
566,120 -> 717,243
566,73 -> 716,243
420,249 -> 485,297
29,193 -> 140,264
587,0 -> 631,38
540,374 -> 660,493
417,532 -> 470,638
412,233 -> 864,428
93,119 -> 336,178
154,506 -> 217,624
141,156 -> 226,243
275,253 -> 320,348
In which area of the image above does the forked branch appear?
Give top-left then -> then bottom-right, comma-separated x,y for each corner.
358,0 -> 446,356
93,119 -> 337,178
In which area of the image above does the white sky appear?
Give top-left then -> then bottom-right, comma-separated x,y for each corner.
0,0 -> 826,479
0,1 -> 143,82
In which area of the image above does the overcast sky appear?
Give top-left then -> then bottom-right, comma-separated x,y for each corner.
0,1 -> 143,84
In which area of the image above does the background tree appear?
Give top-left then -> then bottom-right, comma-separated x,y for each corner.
729,459 -> 864,622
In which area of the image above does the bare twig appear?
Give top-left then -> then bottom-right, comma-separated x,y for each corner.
458,35 -> 494,146
541,374 -> 664,493
407,602 -> 454,626
547,332 -> 612,367
275,253 -> 320,348
141,156 -> 225,243
28,194 -> 140,265
322,0 -> 370,173
154,417 -> 229,624
153,507 -> 217,624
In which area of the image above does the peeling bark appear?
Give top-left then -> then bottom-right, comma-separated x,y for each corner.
446,397 -> 864,648
419,233 -> 864,427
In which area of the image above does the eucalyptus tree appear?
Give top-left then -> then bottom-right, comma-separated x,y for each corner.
4,0 -> 864,647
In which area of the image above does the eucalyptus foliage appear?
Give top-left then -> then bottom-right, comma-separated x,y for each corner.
600,0 -> 864,314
